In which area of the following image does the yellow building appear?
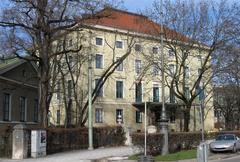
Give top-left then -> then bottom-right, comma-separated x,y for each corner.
49,8 -> 214,132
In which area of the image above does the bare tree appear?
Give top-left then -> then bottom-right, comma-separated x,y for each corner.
0,0 -> 122,128
143,0 -> 239,131
56,30 -> 135,127
213,44 -> 240,130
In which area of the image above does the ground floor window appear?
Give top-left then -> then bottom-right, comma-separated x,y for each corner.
169,108 -> 176,123
136,110 -> 143,123
95,108 -> 103,123
3,93 -> 11,121
57,110 -> 61,125
20,96 -> 26,122
116,109 -> 123,124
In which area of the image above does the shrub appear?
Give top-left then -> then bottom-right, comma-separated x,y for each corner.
0,126 -> 12,157
47,126 -> 125,154
131,131 -> 240,155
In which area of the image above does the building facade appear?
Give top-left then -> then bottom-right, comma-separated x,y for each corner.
0,57 -> 39,128
49,8 -> 215,132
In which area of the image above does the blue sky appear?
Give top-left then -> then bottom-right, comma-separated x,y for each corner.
123,0 -> 155,12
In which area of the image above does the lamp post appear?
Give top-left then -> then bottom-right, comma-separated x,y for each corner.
88,52 -> 93,150
144,100 -> 147,156
159,0 -> 169,155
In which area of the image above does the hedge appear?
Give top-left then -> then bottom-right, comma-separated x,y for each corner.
47,126 -> 125,154
132,131 -> 240,155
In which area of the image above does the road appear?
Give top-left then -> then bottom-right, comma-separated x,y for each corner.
211,155 -> 240,162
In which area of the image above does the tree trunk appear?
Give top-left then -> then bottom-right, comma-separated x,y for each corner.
39,80 -> 49,128
183,106 -> 191,132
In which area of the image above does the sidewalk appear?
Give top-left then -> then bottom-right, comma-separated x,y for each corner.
1,147 -> 240,162
0,146 -> 140,162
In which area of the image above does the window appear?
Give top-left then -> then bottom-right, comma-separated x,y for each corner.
116,40 -> 123,49
56,81 -> 61,100
116,109 -> 123,124
3,93 -> 10,121
33,99 -> 38,122
116,81 -> 123,98
169,49 -> 175,57
153,64 -> 160,76
57,40 -> 63,51
185,87 -> 190,99
197,55 -> 202,62
135,59 -> 142,74
68,39 -> 73,47
67,80 -> 72,99
198,68 -> 202,76
116,57 -> 123,71
57,110 -> 60,125
135,82 -> 142,102
95,54 -> 103,69
96,37 -> 103,46
68,55 -> 73,67
184,66 -> 190,79
20,97 -> 26,122
95,108 -> 103,123
153,85 -> 160,102
95,78 -> 103,97
135,44 -> 142,52
22,70 -> 26,77
152,47 -> 158,54
136,111 -> 143,123
169,87 -> 175,103
169,108 -> 176,123
169,64 -> 175,75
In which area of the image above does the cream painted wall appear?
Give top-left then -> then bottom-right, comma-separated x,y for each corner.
49,26 -> 214,132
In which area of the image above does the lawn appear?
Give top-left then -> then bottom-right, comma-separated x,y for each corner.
129,149 -> 197,161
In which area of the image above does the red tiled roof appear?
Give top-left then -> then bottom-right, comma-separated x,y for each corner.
83,8 -> 189,42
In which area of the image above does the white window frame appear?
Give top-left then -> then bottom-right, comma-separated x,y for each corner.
95,108 -> 104,123
116,80 -> 124,99
169,64 -> 175,75
168,49 -> 175,58
20,96 -> 27,122
3,93 -> 11,121
116,109 -> 124,124
115,40 -> 124,49
152,47 -> 159,54
95,53 -> 104,69
152,83 -> 161,102
135,59 -> 142,74
95,36 -> 104,46
184,66 -> 190,79
135,43 -> 142,52
95,78 -> 104,97
116,57 -> 124,71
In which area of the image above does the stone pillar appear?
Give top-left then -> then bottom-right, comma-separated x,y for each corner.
12,124 -> 28,159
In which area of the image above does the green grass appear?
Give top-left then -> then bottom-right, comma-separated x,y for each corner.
129,149 -> 197,161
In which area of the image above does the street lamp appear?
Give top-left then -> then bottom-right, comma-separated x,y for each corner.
159,0 -> 169,155
88,51 -> 93,150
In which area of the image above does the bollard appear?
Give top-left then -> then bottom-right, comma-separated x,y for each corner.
197,142 -> 208,162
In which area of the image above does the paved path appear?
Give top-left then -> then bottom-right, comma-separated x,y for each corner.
1,147 -> 240,162
0,146 -> 140,162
